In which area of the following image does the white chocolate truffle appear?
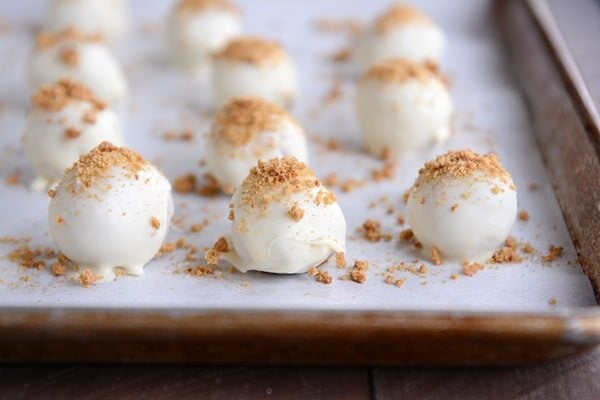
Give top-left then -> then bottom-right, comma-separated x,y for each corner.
48,142 -> 174,283
212,37 -> 297,108
205,97 -> 308,193
44,0 -> 128,43
167,0 -> 242,73
29,28 -> 128,104
355,59 -> 453,158
22,79 -> 123,191
208,157 -> 346,274
355,4 -> 445,72
407,150 -> 517,263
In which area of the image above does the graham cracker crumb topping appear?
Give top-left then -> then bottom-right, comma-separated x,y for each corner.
215,36 -> 285,65
413,150 -> 514,188
363,58 -> 441,84
240,157 -> 333,213
350,260 -> 369,283
36,27 -> 103,49
288,203 -> 304,222
176,0 -> 240,14
65,142 -> 148,194
150,217 -> 161,230
78,268 -> 100,287
374,4 -> 432,34
59,47 -> 79,66
215,97 -> 291,146
335,252 -> 346,268
33,79 -> 106,113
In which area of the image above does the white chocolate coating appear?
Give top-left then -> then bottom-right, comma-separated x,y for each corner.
167,7 -> 242,73
205,112 -> 307,193
29,41 -> 128,105
355,69 -> 453,158
407,171 -> 517,263
48,165 -> 174,283
22,102 -> 123,191
355,12 -> 444,72
44,0 -> 128,43
212,57 -> 297,108
222,187 -> 346,274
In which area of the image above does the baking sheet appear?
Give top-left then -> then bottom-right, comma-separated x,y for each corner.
0,0 -> 595,312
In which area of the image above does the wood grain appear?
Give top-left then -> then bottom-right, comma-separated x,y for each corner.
373,349 -> 600,400
0,365 -> 371,400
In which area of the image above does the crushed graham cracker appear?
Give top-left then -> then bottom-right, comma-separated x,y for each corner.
239,157 -> 334,213
363,58 -> 441,84
431,247 -> 443,265
186,265 -> 214,277
51,262 -> 66,276
335,252 -> 346,268
350,260 -> 369,283
518,211 -> 529,221
214,37 -> 285,64
163,130 -> 194,142
78,268 -> 100,287
374,4 -> 432,34
36,27 -> 103,49
33,79 -> 106,113
64,128 -> 81,139
59,47 -> 79,66
5,170 -> 20,186
150,217 -> 161,230
491,236 -> 522,263
65,142 -> 148,194
462,262 -> 484,277
176,0 -> 240,14
412,150 -> 514,190
371,160 -> 396,181
330,48 -> 351,63
173,173 -> 197,193
288,203 -> 305,222
362,219 -> 382,242
204,236 -> 230,265
215,97 -> 290,146
307,267 -> 332,284
542,245 -> 563,263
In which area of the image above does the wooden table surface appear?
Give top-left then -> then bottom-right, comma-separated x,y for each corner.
1,349 -> 599,399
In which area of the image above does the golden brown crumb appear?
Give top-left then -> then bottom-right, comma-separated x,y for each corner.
197,173 -> 221,197
528,183 -> 539,191
83,109 -> 98,124
54,215 -> 64,226
322,81 -> 343,106
215,97 -> 290,146
363,58 -> 441,84
64,128 -> 81,139
313,18 -> 362,34
340,178 -> 364,193
163,130 -> 194,142
176,0 -> 240,14
214,36 -> 285,65
5,170 -> 20,186
362,219 -> 382,242
78,268 -> 100,287
548,297 -> 557,305
413,150 -> 514,189
324,173 -> 339,187
450,204 -> 459,212
307,266 -> 332,284
150,217 -> 161,230
491,236 -> 522,263
173,173 -> 197,193
402,190 -> 410,203
240,157 -> 332,213
371,160 -> 396,181
350,260 -> 369,283
190,220 -> 209,233
522,243 -> 535,254
450,273 -> 459,280
204,237 -> 230,265
228,209 -> 235,221
462,262 -> 484,277
288,203 -> 305,222
159,242 -> 176,255
518,211 -> 529,221
36,27 -> 103,49
214,237 -> 229,252
33,79 -> 106,113
374,4 -> 431,34
51,262 -> 65,276
65,142 -> 147,194
59,47 -> 78,66
399,229 -> 414,241
335,252 -> 346,268
396,215 -> 405,225
330,48 -> 351,63
542,245 -> 563,263
431,247 -> 443,266
186,265 -> 214,276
